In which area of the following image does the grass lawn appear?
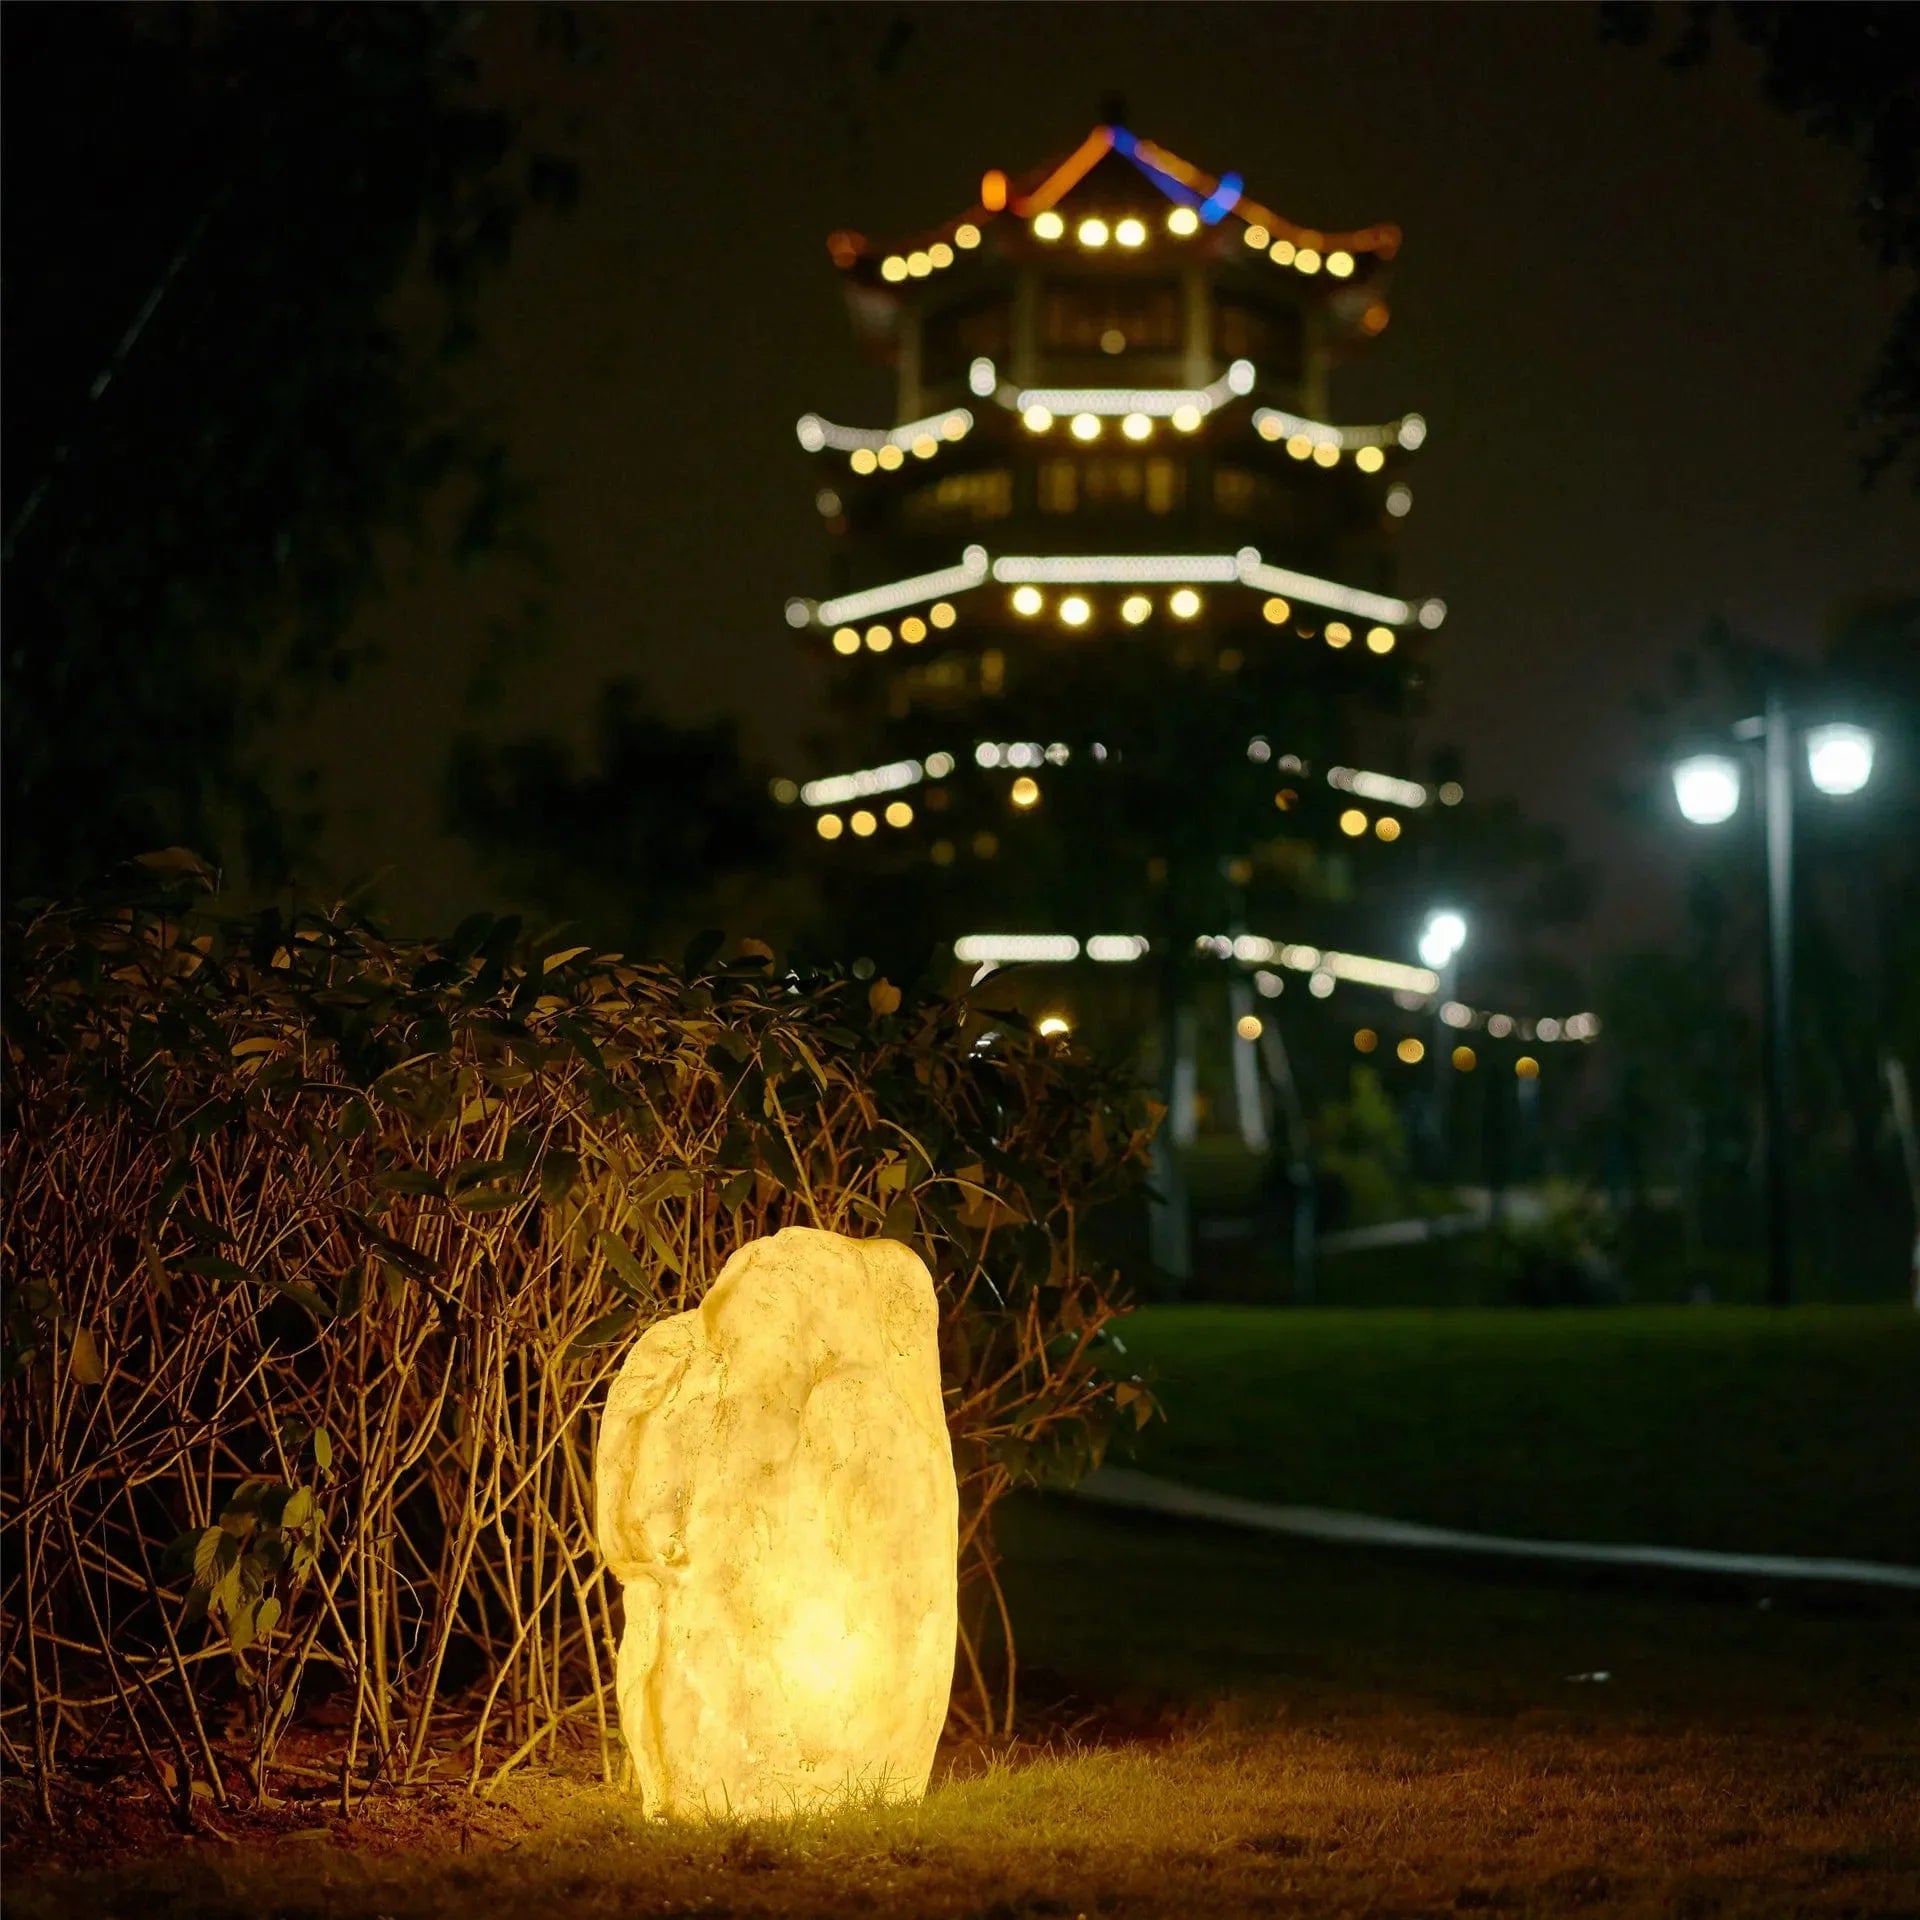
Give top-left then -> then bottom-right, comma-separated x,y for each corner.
11,1308 -> 1919,1917
1108,1305 -> 1920,1565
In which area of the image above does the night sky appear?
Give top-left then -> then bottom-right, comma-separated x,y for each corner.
289,4 -> 1916,954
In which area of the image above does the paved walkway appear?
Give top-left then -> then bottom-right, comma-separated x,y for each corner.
1075,1466 -> 1920,1592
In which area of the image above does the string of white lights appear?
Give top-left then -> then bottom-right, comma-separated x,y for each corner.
990,553 -> 1244,585
795,408 -> 974,455
1328,766 -> 1428,809
790,547 -> 990,628
954,934 -> 1082,964
1233,551 -> 1443,628
1011,360 -> 1256,420
1251,407 -> 1427,453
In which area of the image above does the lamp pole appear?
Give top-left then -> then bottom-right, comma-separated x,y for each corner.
1757,690 -> 1795,1309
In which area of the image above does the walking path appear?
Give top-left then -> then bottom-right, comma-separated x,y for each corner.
1075,1466 -> 1920,1592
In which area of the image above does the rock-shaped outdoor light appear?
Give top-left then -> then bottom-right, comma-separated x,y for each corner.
595,1227 -> 958,1817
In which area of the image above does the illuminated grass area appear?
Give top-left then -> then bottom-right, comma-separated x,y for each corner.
12,1309 -> 1918,1917
1111,1305 -> 1920,1564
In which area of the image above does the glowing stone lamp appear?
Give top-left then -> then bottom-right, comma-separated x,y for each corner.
596,1228 -> 958,1817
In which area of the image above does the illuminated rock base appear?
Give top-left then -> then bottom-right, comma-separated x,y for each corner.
596,1227 -> 958,1817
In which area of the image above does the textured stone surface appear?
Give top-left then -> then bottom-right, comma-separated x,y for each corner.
595,1227 -> 958,1817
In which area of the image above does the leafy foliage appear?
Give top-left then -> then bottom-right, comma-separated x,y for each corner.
0,861 -> 1156,1810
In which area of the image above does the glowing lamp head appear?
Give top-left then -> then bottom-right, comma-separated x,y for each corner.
1037,1013 -> 1071,1038
1009,775 -> 1040,809
1010,585 -> 1043,617
1805,723 -> 1873,797
1418,910 -> 1467,970
1672,753 -> 1742,825
1120,593 -> 1152,625
1121,412 -> 1152,442
1021,404 -> 1054,434
1032,210 -> 1065,241
1077,217 -> 1110,248
1115,216 -> 1147,248
1168,588 -> 1201,620
1059,594 -> 1091,627
1070,412 -> 1101,442
1167,206 -> 1200,236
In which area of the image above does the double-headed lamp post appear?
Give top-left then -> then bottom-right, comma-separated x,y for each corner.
1671,696 -> 1876,1306
1418,910 -> 1468,1178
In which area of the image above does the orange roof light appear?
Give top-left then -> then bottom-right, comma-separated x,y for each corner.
1012,125 -> 1114,216
981,169 -> 1008,213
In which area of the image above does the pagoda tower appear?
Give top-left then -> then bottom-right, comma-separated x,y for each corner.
779,122 -> 1593,1282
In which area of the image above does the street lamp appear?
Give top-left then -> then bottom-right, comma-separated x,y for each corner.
1670,696 -> 1876,1305
1418,909 -> 1467,971
1416,911 -> 1468,1178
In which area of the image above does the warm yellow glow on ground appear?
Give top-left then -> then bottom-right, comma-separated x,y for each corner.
597,1230 -> 958,1818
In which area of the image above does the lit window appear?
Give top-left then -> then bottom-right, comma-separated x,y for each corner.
1060,594 -> 1091,627
1070,413 -> 1101,442
865,626 -> 892,652
1355,445 -> 1385,473
1375,816 -> 1401,842
1032,210 -> 1065,241
1010,776 -> 1040,808
1011,586 -> 1044,616
1145,458 -> 1180,515
1122,412 -> 1152,442
1121,594 -> 1152,625
817,813 -> 844,840
1327,250 -> 1355,278
1022,404 -> 1054,433
885,800 -> 914,828
1262,598 -> 1291,625
1397,1037 -> 1425,1065
1339,809 -> 1367,836
1077,217 -> 1110,248
929,601 -> 957,629
1354,1029 -> 1378,1053
1115,216 -> 1147,248
1366,627 -> 1396,655
1169,588 -> 1201,620
1167,206 -> 1200,236
955,223 -> 981,250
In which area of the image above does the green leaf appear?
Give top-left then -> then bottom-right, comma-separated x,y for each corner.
880,1195 -> 919,1244
69,1327 -> 104,1386
566,1305 -> 640,1357
181,1253 -> 260,1285
539,1150 -> 579,1207
254,1595 -> 282,1640
718,1169 -> 755,1212
634,1167 -> 696,1208
192,1526 -> 225,1584
229,1600 -> 257,1651
312,1428 -> 333,1472
373,1169 -> 442,1195
281,1487 -> 314,1530
596,1230 -> 650,1297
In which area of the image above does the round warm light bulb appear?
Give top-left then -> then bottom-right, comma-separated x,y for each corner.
1077,217 -> 1110,248
1167,206 -> 1200,236
1366,627 -> 1396,655
1295,247 -> 1322,274
900,616 -> 927,644
1121,412 -> 1152,442
876,444 -> 904,471
1327,250 -> 1355,278
929,242 -> 954,269
1236,1014 -> 1264,1042
831,627 -> 861,656
1070,412 -> 1101,442
1452,1045 -> 1476,1072
1398,414 -> 1428,450
911,434 -> 938,459
1354,1028 -> 1378,1054
1060,594 -> 1091,627
1262,597 -> 1291,625
849,810 -> 878,838
816,813 -> 844,840
1397,1037 -> 1426,1065
1032,210 -> 1065,241
885,800 -> 914,828
942,412 -> 969,440
1805,723 -> 1874,796
1115,216 -> 1147,248
1339,809 -> 1368,837
1313,441 -> 1340,468
1121,594 -> 1152,625
850,448 -> 878,475
955,223 -> 981,250
1375,816 -> 1401,842
1022,404 -> 1054,433
1286,434 -> 1314,461
1037,1014 -> 1071,1037
1169,588 -> 1201,619
1269,239 -> 1296,265
1386,484 -> 1413,518
1011,586 -> 1044,617
1355,445 -> 1385,473
880,256 -> 909,283
1171,404 -> 1203,433
907,250 -> 932,278
1325,621 -> 1352,646
1244,223 -> 1271,250
1516,1055 -> 1540,1080
929,601 -> 957,629
1672,753 -> 1742,826
865,625 -> 892,652
1256,415 -> 1283,442
1419,911 -> 1468,968
1010,775 -> 1040,808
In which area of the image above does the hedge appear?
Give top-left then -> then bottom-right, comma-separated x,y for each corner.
0,858 -> 1156,1820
